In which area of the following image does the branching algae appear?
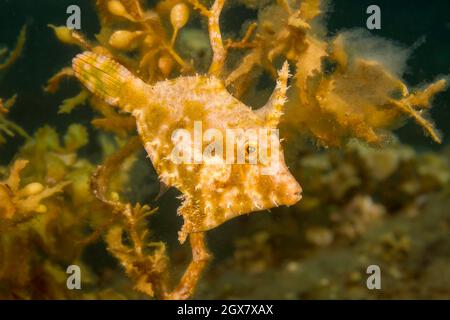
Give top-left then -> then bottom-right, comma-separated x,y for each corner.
0,25 -> 28,144
0,0 -> 447,299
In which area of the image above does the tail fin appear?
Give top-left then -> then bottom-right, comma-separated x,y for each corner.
72,51 -> 133,106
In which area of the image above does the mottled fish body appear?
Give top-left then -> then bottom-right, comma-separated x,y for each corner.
73,51 -> 301,242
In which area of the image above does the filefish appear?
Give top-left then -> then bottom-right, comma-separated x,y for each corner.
72,51 -> 301,242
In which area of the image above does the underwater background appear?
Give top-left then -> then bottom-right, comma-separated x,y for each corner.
0,0 -> 449,299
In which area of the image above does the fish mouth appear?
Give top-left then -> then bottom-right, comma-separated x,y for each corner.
286,190 -> 302,206
285,183 -> 302,206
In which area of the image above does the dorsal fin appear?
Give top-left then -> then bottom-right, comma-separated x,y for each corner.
255,61 -> 290,128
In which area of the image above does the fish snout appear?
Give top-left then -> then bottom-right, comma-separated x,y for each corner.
272,170 -> 302,206
284,180 -> 302,206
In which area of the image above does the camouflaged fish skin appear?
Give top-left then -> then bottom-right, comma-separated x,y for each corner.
73,51 -> 302,242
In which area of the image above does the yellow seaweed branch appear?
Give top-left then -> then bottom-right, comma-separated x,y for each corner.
0,25 -> 27,71
0,95 -> 29,144
0,160 -> 69,230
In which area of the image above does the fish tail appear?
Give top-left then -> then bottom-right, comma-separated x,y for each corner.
72,51 -> 134,106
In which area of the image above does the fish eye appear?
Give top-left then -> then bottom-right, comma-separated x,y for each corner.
246,143 -> 257,154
